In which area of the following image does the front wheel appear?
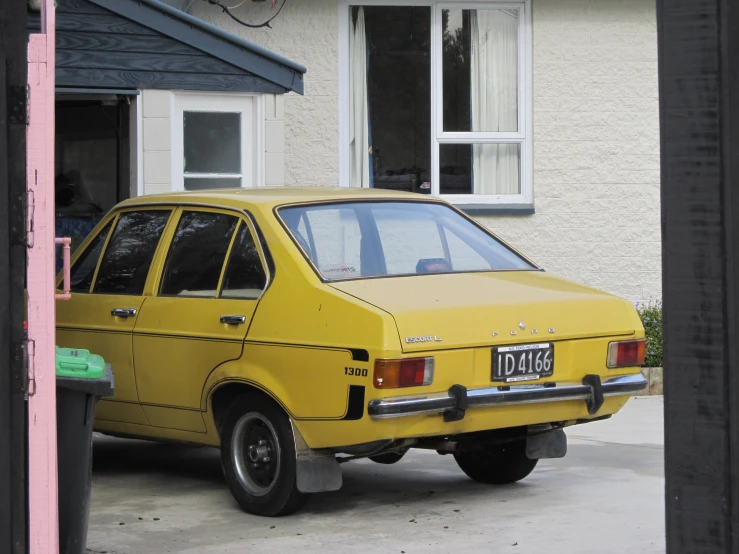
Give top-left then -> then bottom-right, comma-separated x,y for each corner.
453,439 -> 538,485
220,394 -> 308,516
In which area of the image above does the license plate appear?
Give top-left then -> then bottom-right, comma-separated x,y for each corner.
492,343 -> 554,383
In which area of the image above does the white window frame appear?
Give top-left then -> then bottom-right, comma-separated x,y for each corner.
338,0 -> 533,207
133,92 -> 144,198
171,92 -> 265,192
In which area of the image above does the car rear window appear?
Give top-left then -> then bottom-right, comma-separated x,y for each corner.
279,201 -> 535,281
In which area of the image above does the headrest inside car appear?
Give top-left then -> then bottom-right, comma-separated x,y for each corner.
416,258 -> 453,274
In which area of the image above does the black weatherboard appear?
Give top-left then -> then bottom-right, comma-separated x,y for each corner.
659,0 -> 739,551
0,0 -> 28,551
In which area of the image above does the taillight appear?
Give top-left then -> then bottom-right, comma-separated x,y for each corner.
374,357 -> 435,389
607,339 -> 646,368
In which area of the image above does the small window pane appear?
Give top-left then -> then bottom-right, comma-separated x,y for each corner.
69,221 -> 112,293
221,223 -> 267,299
350,6 -> 432,189
440,143 -> 520,195
94,211 -> 171,295
442,8 -> 519,133
184,177 -> 242,191
183,112 -> 241,174
160,212 -> 238,297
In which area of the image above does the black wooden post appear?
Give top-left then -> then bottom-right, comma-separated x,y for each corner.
0,1 -> 28,553
658,0 -> 739,551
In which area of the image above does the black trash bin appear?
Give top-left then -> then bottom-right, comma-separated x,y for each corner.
55,347 -> 114,554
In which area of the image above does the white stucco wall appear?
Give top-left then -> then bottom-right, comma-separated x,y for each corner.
190,0 -> 660,304
480,0 -> 661,304
191,0 -> 340,187
142,89 -> 173,196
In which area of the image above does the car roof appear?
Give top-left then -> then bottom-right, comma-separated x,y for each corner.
117,186 -> 443,211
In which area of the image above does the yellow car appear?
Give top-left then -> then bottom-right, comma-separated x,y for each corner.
56,187 -> 647,517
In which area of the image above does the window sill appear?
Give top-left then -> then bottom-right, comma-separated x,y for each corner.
455,203 -> 535,216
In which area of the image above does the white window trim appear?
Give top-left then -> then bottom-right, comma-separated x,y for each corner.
134,92 -> 144,198
171,92 -> 265,192
337,0 -> 533,207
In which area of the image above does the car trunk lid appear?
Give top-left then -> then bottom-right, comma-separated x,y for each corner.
329,271 -> 636,353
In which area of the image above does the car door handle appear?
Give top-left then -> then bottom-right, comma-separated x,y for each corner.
220,315 -> 246,325
111,308 -> 138,318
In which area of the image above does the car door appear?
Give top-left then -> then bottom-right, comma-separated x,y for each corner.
132,208 -> 268,432
56,208 -> 173,425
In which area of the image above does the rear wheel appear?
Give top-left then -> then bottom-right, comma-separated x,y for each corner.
453,439 -> 538,485
220,394 -> 308,516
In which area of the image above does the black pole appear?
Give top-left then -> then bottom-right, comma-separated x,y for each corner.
658,0 -> 739,551
0,1 -> 28,554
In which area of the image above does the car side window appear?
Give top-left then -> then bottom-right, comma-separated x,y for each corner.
221,222 -> 267,299
93,210 -> 171,295
160,211 -> 238,297
69,221 -> 113,293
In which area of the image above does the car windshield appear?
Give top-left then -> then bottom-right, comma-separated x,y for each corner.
279,201 -> 536,281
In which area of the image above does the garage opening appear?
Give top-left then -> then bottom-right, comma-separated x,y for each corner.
54,91 -> 136,270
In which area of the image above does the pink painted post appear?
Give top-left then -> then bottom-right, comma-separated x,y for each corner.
27,0 -> 59,552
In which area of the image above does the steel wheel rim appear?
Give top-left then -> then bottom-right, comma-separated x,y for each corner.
232,412 -> 281,497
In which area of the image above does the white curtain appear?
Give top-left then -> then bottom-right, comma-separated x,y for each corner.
349,8 -> 370,188
470,10 -> 520,195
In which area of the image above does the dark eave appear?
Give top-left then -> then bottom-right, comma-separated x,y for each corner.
86,0 -> 305,94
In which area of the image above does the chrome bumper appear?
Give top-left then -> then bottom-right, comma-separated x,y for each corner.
367,373 -> 647,420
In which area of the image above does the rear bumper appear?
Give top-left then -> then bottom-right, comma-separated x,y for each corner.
367,373 -> 647,420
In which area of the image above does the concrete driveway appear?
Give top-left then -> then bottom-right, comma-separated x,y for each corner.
86,396 -> 665,554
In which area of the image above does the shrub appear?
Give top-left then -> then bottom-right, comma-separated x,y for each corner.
637,300 -> 663,367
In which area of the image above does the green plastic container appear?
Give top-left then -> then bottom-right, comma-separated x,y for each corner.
55,347 -> 105,380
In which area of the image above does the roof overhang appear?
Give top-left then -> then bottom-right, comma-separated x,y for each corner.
87,0 -> 306,94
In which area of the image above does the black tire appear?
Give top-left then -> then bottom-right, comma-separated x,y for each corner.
369,451 -> 406,465
453,439 -> 538,485
220,394 -> 308,516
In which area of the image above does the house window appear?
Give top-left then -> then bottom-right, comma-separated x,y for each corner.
339,1 -> 532,208
172,94 -> 260,191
